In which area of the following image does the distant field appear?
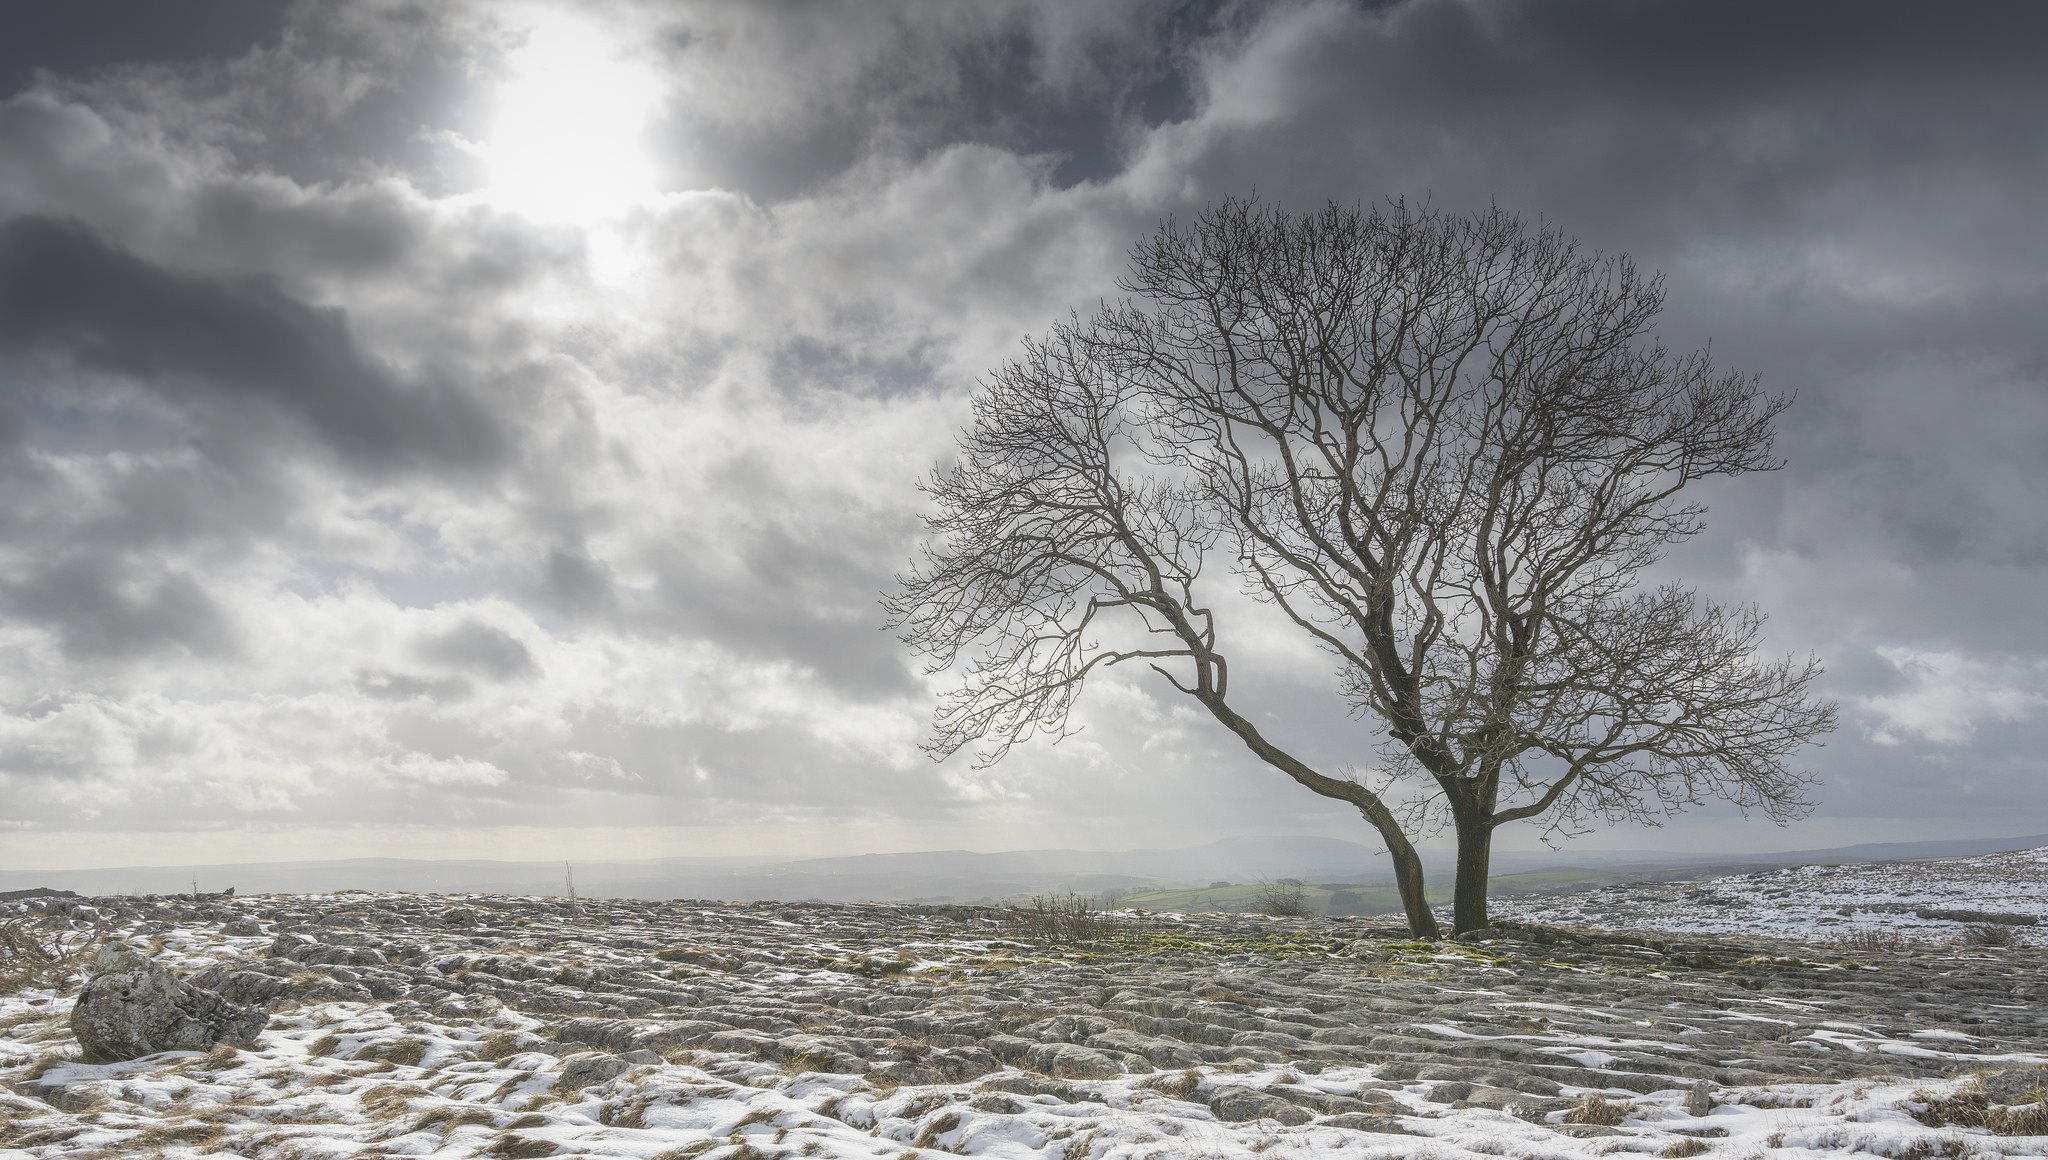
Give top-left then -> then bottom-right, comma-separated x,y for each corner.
1110,867 -> 1629,917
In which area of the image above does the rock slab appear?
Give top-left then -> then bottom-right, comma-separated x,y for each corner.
70,944 -> 269,1061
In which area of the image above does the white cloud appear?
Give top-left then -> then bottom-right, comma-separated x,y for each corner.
1859,647 -> 2048,747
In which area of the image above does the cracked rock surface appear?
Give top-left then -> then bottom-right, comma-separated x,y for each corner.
3,883 -> 2045,1158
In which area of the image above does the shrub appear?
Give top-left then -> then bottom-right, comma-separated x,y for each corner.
1251,881 -> 1310,917
0,914 -> 102,992
1961,924 -> 2018,948
1000,894 -> 1115,945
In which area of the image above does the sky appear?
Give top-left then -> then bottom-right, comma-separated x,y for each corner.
1,0 -> 2045,873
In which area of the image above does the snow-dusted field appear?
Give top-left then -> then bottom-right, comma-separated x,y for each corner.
2,850 -> 2045,1159
1496,846 -> 2048,946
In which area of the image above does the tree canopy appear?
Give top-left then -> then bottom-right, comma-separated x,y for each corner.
889,198 -> 1836,936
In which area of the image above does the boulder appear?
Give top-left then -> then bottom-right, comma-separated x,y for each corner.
70,945 -> 269,1061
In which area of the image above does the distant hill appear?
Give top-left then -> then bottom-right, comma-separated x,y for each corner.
2,832 -> 2040,905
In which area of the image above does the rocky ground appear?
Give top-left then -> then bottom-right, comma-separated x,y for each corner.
2,856 -> 2046,1158
1494,847 -> 2048,947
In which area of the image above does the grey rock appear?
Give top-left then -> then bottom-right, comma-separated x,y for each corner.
556,1018 -> 642,1053
266,932 -> 317,957
1025,1042 -> 1124,1079
1322,1112 -> 1420,1135
70,945 -> 269,1061
1087,1028 -> 1204,1068
186,966 -> 289,1007
1450,1084 -> 1529,1111
555,1051 -> 636,1092
977,1070 -> 1099,1105
1209,1085 -> 1314,1125
1687,1079 -> 1714,1116
221,918 -> 264,937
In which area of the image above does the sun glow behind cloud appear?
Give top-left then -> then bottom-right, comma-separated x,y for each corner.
477,9 -> 664,222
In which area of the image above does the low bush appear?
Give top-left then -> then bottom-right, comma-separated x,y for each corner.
999,894 -> 1116,945
0,914 -> 102,992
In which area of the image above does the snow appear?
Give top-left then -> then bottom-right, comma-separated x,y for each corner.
2,848 -> 2046,1157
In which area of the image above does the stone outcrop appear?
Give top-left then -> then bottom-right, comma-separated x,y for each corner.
69,944 -> 269,1061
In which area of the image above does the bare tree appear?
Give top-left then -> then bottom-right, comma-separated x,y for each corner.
889,198 -> 1835,937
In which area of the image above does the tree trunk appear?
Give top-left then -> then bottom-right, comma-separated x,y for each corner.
1386,838 -> 1439,939
1451,811 -> 1493,935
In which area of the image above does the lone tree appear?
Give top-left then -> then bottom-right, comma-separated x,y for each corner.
888,199 -> 1835,937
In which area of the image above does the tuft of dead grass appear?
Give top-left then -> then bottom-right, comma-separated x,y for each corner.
410,1105 -> 497,1136
0,914 -> 103,992
1139,1068 -> 1203,1101
1913,1084 -> 2048,1136
1564,1095 -> 1629,1126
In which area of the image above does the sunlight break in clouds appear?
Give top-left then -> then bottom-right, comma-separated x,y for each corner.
5,1 -> 2048,870
475,7 -> 664,222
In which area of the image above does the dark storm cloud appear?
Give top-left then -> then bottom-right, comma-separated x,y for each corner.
3,3 -> 491,197
0,214 -> 503,473
645,527 -> 916,701
651,0 -> 1222,200
5,0 -> 2045,857
0,0 -> 289,95
415,620 -> 539,682
1149,0 -> 2048,283
0,554 -> 235,661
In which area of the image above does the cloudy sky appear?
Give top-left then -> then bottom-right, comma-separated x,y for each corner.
2,0 -> 2044,873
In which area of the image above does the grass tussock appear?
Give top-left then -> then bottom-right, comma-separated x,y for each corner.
358,1081 -> 431,1120
485,1132 -> 560,1159
1912,1084 -> 2048,1136
1834,929 -> 1913,952
1564,1095 -> 1630,1126
1139,1069 -> 1203,1101
1661,1137 -> 1713,1157
472,1030 -> 532,1061
1960,925 -> 2018,949
410,1105 -> 497,1136
0,914 -> 102,992
356,1037 -> 431,1067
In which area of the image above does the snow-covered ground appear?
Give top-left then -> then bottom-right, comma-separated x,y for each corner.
1497,846 -> 2048,946
2,849 -> 2045,1159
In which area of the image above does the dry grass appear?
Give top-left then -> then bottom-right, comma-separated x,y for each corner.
1139,1069 -> 1203,1101
21,1051 -> 70,1082
472,1030 -> 531,1061
1913,1085 -> 2048,1136
1833,929 -> 1912,952
358,1081 -> 431,1120
410,1105 -> 497,1136
1661,1137 -> 1713,1157
117,1120 -> 230,1152
1564,1095 -> 1629,1126
1960,925 -> 2018,949
356,1036 -> 431,1067
0,915 -> 102,992
484,1132 -> 559,1159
